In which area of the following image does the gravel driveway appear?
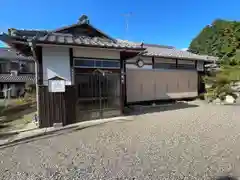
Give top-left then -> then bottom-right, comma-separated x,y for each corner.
1,102 -> 240,179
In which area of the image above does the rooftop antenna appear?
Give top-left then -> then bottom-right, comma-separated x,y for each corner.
122,12 -> 133,39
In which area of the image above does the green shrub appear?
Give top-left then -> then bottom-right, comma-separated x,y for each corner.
204,64 -> 240,102
1,103 -> 32,116
14,98 -> 26,106
198,93 -> 205,100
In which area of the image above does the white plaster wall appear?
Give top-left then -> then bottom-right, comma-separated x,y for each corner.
73,48 -> 120,59
42,47 -> 71,85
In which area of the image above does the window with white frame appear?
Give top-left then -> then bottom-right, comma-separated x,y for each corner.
74,58 -> 120,69
154,58 -> 176,69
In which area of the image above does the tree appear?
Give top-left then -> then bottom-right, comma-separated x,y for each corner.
189,19 -> 240,63
189,19 -> 240,102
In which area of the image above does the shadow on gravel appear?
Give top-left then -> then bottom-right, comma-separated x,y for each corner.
216,176 -> 238,180
124,102 -> 199,116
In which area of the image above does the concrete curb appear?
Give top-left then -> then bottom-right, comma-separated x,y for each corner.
0,126 -> 38,137
0,116 -> 133,148
0,131 -> 19,137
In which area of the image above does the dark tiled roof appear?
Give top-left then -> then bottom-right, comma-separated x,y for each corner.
8,28 -> 48,39
54,23 -> 116,41
117,39 -> 218,61
0,74 -> 35,83
143,43 -> 175,49
144,45 -> 218,61
0,47 -> 34,61
5,28 -> 144,50
35,33 -> 142,49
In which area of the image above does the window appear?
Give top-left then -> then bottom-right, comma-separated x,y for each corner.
74,59 -> 95,67
177,60 -> 195,70
177,64 -> 195,70
102,61 -> 120,68
95,60 -> 102,67
154,63 -> 176,69
74,59 -> 120,69
19,62 -> 35,73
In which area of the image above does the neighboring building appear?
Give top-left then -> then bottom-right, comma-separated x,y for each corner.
0,15 -> 218,127
0,47 -> 35,97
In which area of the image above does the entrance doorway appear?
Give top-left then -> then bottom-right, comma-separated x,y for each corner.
75,69 -> 121,121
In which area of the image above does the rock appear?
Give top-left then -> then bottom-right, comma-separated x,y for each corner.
233,92 -> 240,97
212,98 -> 221,104
225,95 -> 235,104
53,123 -> 63,128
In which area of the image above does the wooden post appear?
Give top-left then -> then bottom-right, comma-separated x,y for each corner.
69,48 -> 74,84
120,55 -> 125,115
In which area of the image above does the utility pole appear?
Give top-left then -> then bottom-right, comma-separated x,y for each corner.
122,12 -> 132,39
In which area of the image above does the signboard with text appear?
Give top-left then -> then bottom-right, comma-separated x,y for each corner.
48,80 -> 65,92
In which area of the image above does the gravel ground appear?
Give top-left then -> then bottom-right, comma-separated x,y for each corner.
1,103 -> 240,179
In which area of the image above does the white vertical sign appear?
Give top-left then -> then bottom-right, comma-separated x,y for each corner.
49,80 -> 65,92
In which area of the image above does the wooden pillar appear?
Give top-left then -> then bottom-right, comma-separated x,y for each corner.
120,54 -> 125,114
36,46 -> 43,85
123,59 -> 127,106
35,46 -> 45,127
69,48 -> 74,85
198,72 -> 206,95
152,56 -> 155,69
120,51 -> 141,113
66,48 -> 77,125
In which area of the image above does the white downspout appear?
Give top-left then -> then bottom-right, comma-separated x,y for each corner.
28,40 -> 40,121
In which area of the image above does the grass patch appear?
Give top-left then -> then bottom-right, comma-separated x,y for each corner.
0,111 -> 37,133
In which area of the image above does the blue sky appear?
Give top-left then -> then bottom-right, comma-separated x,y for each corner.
0,0 -> 239,49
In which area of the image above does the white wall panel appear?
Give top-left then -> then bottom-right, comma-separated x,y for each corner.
42,47 -> 71,85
